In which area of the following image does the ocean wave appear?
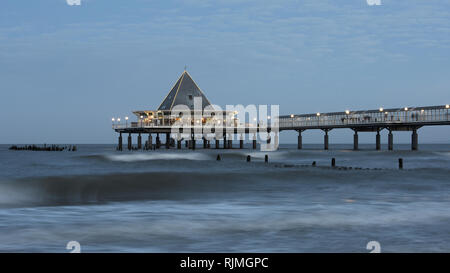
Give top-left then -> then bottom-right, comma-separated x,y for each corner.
83,152 -> 212,162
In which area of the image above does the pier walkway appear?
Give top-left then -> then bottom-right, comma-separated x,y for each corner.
113,105 -> 450,151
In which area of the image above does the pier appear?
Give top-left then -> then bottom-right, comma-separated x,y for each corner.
112,70 -> 450,151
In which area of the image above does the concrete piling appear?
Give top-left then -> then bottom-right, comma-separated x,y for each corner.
217,154 -> 221,161
265,154 -> 268,163
376,130 -> 381,151
118,133 -> 123,151
412,129 -> 418,151
297,131 -> 302,150
252,134 -> 257,149
165,133 -> 170,149
324,130 -> 329,150
353,131 -> 358,150
388,130 -> 393,151
156,133 -> 161,149
398,158 -> 403,169
148,134 -> 152,150
215,139 -> 220,149
247,155 -> 251,162
138,133 -> 142,150
331,158 -> 336,167
127,133 -> 132,150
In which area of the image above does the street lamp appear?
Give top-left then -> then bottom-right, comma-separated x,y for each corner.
404,107 -> 408,111
345,110 -> 350,115
379,107 -> 383,112
125,116 -> 129,127
446,104 -> 449,109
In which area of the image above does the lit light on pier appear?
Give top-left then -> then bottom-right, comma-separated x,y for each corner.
446,104 -> 449,109
112,118 -> 115,122
290,114 -> 294,118
404,107 -> 408,111
345,110 -> 350,115
316,112 -> 321,116
379,107 -> 384,112
125,117 -> 129,120
117,118 -> 121,122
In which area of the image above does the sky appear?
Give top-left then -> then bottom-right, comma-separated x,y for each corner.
0,0 -> 449,144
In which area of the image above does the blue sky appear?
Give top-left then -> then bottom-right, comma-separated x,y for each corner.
1,0 -> 449,144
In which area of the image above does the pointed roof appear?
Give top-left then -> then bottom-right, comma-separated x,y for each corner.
157,70 -> 212,111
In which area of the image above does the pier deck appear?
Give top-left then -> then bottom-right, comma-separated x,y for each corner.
113,105 -> 449,151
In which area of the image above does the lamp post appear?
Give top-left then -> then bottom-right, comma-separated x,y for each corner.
125,116 -> 129,127
112,118 -> 115,128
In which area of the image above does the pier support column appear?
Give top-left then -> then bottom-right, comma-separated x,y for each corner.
127,133 -> 132,150
177,139 -> 182,149
239,134 -> 244,149
203,138 -> 207,149
207,140 -> 211,149
165,133 -> 170,149
148,134 -> 153,150
297,131 -> 302,150
191,134 -> 196,150
185,140 -> 188,148
223,135 -> 227,149
376,130 -> 381,150
215,138 -> 220,149
138,133 -> 142,150
323,130 -> 329,150
156,133 -> 161,149
252,134 -> 257,149
388,130 -> 393,151
228,134 -> 233,149
353,131 -> 358,151
412,129 -> 418,151
118,133 -> 123,151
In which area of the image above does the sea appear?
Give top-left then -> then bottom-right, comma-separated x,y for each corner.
0,143 -> 449,253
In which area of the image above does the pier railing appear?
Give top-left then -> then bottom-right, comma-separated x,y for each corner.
278,105 -> 450,130
112,105 -> 450,131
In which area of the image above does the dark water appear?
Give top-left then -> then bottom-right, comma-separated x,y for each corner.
0,143 -> 449,252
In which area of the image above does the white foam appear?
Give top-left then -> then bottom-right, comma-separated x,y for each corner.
104,152 -> 210,162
